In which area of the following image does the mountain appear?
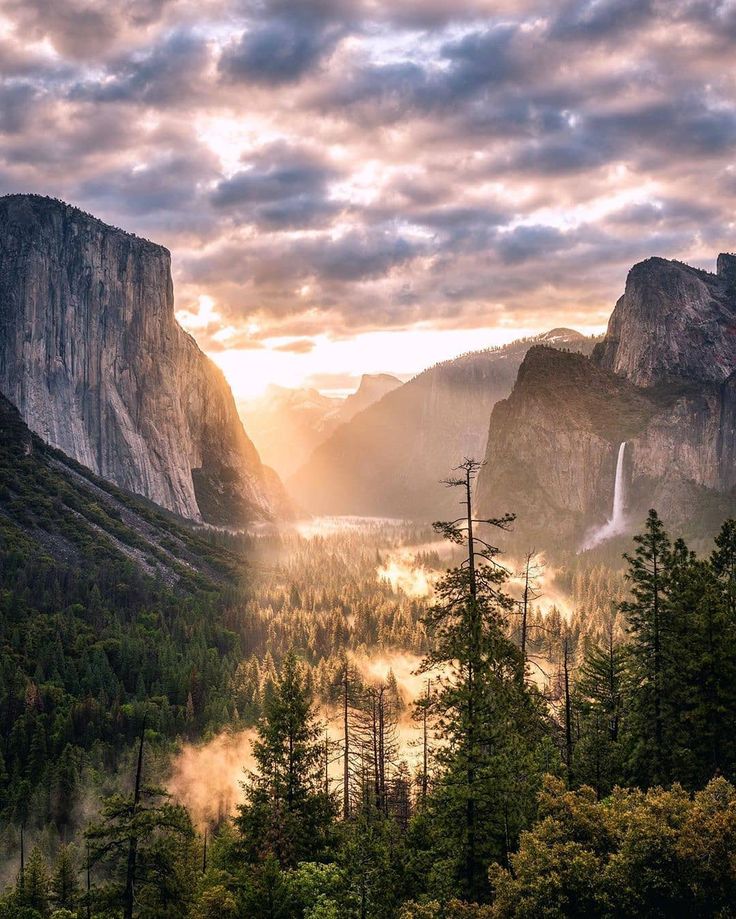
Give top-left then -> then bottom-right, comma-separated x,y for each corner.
0,194 -> 289,526
594,254 -> 736,386
288,329 -> 599,519
337,373 -> 402,422
477,253 -> 736,550
240,373 -> 401,478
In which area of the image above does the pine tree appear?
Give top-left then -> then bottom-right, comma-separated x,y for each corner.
574,619 -> 626,796
711,518 -> 736,617
685,555 -> 736,783
19,845 -> 50,916
621,509 -> 672,785
51,844 -> 79,912
236,649 -> 335,867
419,459 -> 553,901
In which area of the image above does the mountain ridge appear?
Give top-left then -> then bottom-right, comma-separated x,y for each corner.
240,373 -> 402,478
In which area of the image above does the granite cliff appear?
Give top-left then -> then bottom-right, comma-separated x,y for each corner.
0,194 -> 289,525
594,254 -> 736,386
477,254 -> 736,548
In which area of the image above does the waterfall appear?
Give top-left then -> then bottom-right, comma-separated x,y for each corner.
610,441 -> 626,530
580,441 -> 627,551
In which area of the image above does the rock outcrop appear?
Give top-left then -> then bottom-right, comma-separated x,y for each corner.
477,254 -> 736,548
289,329 -> 599,519
0,194 -> 289,524
593,255 -> 736,387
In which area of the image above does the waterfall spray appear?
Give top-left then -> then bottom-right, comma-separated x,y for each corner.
580,441 -> 627,551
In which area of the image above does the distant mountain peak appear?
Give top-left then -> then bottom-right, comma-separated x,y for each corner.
288,330 -> 600,519
539,327 -> 585,342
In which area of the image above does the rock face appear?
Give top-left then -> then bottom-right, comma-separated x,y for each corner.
337,374 -> 402,423
0,194 -> 289,524
594,255 -> 736,386
477,254 -> 736,548
289,329 -> 599,519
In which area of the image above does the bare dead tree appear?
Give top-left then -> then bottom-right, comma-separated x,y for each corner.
124,715 -> 146,919
517,550 -> 543,681
350,680 -> 401,817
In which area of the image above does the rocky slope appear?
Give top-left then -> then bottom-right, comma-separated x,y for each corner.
289,329 -> 599,518
241,373 -> 401,478
477,254 -> 736,549
0,194 -> 289,525
0,392 -> 240,584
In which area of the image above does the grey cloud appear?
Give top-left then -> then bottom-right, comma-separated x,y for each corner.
219,14 -> 345,85
0,84 -> 38,134
72,30 -> 209,105
308,229 -> 422,281
495,225 -> 576,264
315,24 -> 525,120
551,0 -> 655,40
210,143 -> 341,229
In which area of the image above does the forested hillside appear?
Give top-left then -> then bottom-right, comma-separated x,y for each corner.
0,393 -> 249,835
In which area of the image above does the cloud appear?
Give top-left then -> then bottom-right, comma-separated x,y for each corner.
220,15 -> 344,85
2,0 -> 176,59
73,29 -> 210,106
210,141 -> 341,229
551,0 -> 655,40
0,0 -> 734,353
0,84 -> 38,134
274,338 -> 316,353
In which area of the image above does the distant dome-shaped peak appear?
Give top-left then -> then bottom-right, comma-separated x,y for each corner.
539,328 -> 584,341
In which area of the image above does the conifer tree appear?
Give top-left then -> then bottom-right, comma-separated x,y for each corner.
711,518 -> 736,617
686,557 -> 736,783
236,649 -> 335,867
620,509 -> 672,785
19,845 -> 50,916
419,459 -> 552,901
50,845 -> 79,912
573,619 -> 626,796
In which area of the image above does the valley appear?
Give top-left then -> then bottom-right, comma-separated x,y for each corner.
2,193 -> 736,917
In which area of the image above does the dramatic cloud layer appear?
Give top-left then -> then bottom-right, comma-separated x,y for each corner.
1,0 -> 735,393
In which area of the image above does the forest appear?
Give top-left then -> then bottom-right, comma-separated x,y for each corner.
5,451 -> 736,917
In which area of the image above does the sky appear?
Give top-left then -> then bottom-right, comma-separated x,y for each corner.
1,0 -> 736,398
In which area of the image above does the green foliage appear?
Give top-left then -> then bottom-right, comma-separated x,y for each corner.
86,786 -> 197,917
572,626 -> 626,797
618,513 -> 736,789
0,397 -> 248,830
50,845 -> 79,912
490,775 -> 736,918
415,462 -> 555,902
236,651 -> 336,868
